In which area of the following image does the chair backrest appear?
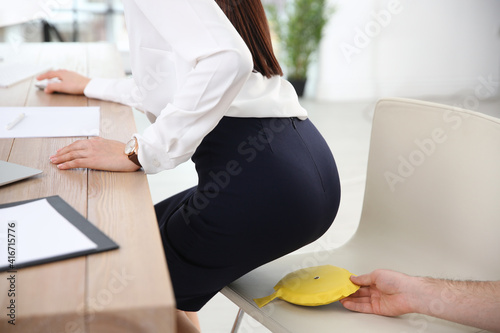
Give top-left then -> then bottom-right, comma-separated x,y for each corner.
347,98 -> 500,280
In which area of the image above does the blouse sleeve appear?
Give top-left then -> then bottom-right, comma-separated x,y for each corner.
84,77 -> 147,112
131,0 -> 253,173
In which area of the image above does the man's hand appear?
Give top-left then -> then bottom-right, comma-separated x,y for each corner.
50,137 -> 141,172
340,269 -> 417,316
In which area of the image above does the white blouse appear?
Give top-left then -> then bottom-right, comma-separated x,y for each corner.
84,0 -> 307,174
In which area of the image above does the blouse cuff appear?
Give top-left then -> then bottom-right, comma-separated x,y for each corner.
83,78 -> 116,100
133,133 -> 181,174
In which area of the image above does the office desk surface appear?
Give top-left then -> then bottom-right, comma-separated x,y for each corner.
0,43 -> 175,333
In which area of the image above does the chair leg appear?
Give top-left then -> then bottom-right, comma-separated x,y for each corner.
230,308 -> 245,333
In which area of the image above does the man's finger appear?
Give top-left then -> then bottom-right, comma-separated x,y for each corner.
347,286 -> 372,298
340,298 -> 375,314
350,274 -> 373,287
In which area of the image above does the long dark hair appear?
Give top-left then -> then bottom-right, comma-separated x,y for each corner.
215,0 -> 283,78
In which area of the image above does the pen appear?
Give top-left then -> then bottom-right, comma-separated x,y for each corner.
6,113 -> 26,130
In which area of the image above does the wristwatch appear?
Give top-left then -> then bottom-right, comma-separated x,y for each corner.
124,137 -> 141,167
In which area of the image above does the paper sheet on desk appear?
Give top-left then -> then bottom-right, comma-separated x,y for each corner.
0,199 -> 98,270
0,107 -> 100,138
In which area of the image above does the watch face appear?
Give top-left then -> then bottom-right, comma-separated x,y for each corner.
124,139 -> 136,155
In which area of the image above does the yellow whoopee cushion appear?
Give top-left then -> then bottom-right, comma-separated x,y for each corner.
253,265 -> 360,308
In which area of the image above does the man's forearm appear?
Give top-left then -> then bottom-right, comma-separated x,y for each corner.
411,277 -> 500,332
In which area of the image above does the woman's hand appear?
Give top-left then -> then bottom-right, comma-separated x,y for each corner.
50,137 -> 141,172
37,69 -> 91,95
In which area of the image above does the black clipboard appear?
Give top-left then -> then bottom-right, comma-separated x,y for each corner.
0,195 -> 119,271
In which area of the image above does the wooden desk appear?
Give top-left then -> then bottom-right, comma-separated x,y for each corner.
0,43 -> 175,332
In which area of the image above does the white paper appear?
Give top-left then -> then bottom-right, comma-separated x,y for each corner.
0,107 -> 100,138
0,199 -> 98,270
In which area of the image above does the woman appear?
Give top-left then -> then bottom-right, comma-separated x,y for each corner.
40,0 -> 341,330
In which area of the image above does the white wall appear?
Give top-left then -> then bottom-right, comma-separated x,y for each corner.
313,0 -> 500,102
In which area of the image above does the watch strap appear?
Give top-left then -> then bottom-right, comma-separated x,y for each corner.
128,152 -> 141,167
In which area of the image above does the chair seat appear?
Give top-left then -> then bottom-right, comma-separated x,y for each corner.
222,247 -> 479,333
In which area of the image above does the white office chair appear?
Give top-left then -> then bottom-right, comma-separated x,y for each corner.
222,98 -> 500,333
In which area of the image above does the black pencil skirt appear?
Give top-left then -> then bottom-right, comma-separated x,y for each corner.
155,116 -> 341,311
